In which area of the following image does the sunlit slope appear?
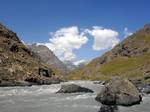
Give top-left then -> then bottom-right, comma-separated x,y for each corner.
65,24 -> 150,81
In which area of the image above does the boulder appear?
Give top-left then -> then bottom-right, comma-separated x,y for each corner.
56,84 -> 94,93
95,77 -> 142,106
99,105 -> 118,112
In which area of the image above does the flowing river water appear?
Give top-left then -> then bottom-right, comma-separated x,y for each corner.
0,81 -> 150,112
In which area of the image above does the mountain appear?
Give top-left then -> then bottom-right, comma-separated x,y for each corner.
28,44 -> 69,75
64,61 -> 77,71
64,60 -> 88,71
75,61 -> 89,68
67,24 -> 150,83
0,23 -> 60,86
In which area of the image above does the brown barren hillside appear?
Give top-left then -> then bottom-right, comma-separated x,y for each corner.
0,23 -> 60,86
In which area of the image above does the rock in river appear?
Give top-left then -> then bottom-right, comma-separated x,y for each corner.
99,104 -> 118,112
95,77 -> 142,106
56,84 -> 94,93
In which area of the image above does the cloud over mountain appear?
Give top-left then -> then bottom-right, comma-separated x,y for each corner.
85,26 -> 120,51
38,26 -> 120,64
41,26 -> 88,61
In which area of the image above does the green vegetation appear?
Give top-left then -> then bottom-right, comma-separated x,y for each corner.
144,78 -> 150,84
99,53 -> 150,75
64,25 -> 150,82
64,53 -> 150,80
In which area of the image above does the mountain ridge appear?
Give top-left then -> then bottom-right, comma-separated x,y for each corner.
0,23 -> 60,86
66,23 -> 150,83
28,44 -> 70,75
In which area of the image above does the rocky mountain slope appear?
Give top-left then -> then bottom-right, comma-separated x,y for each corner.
67,24 -> 150,83
0,23 -> 60,86
28,44 -> 69,75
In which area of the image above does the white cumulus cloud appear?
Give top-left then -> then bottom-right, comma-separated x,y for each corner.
85,26 -> 120,51
37,26 -> 121,63
124,27 -> 133,38
42,26 -> 88,61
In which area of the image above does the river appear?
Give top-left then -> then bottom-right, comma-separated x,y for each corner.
0,81 -> 149,112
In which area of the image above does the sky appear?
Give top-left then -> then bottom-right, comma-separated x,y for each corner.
0,0 -> 150,64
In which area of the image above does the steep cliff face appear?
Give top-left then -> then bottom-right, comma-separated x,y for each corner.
67,24 -> 150,81
0,23 -> 59,85
28,44 -> 69,75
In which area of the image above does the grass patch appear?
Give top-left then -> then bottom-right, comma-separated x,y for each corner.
99,53 -> 150,75
65,53 -> 150,81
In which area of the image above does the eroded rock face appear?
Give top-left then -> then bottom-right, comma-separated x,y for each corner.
56,84 -> 94,93
39,68 -> 55,77
96,77 -> 142,106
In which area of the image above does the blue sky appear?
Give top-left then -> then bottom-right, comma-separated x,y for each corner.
0,0 -> 150,63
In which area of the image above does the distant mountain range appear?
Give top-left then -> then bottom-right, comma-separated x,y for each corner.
28,44 -> 88,73
67,24 -> 150,84
28,44 -> 70,75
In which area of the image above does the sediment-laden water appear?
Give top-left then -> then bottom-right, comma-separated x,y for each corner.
0,81 -> 149,112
